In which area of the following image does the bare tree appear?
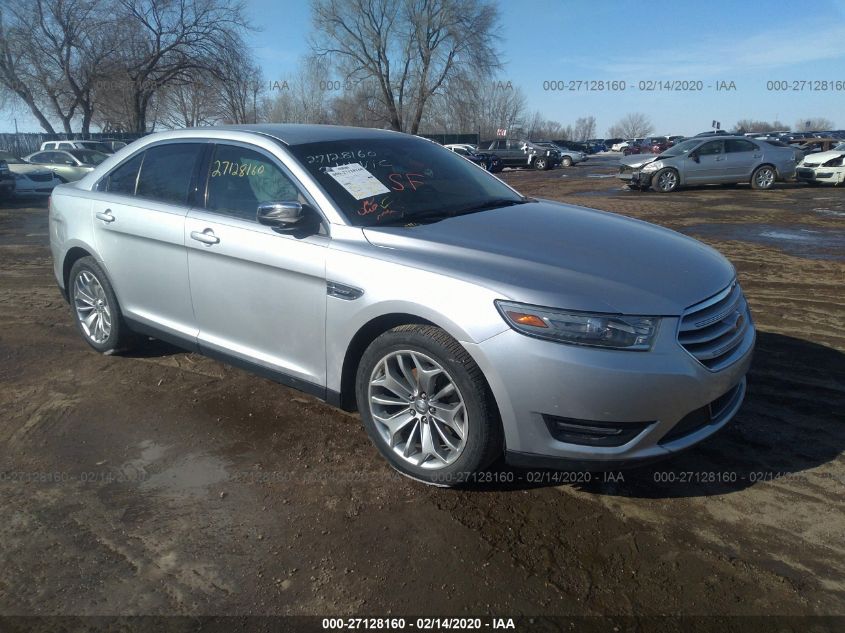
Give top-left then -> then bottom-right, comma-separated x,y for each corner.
101,0 -> 252,132
795,117 -> 835,132
311,0 -> 501,134
572,116 -> 596,141
265,56 -> 334,125
608,112 -> 653,138
733,119 -> 787,134
0,6 -> 58,133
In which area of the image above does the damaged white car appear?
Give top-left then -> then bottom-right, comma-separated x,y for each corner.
796,142 -> 845,185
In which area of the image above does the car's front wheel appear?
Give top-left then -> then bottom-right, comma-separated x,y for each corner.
356,325 -> 502,485
561,156 -> 573,168
68,257 -> 136,354
534,157 -> 548,170
653,168 -> 680,193
751,165 -> 776,190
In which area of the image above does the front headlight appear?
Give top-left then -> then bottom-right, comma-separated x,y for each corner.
641,161 -> 663,172
496,300 -> 660,350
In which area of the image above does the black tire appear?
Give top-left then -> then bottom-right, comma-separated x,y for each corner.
534,157 -> 548,170
355,324 -> 503,486
652,167 -> 680,193
561,156 -> 573,168
751,164 -> 776,190
68,256 -> 137,354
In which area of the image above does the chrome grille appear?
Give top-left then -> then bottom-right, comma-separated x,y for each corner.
27,172 -> 53,182
678,281 -> 752,371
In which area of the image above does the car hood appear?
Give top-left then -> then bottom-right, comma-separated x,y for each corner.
620,154 -> 659,168
362,200 -> 734,315
800,149 -> 845,165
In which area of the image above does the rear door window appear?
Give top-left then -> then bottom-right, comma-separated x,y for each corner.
105,152 -> 144,195
135,143 -> 204,206
725,139 -> 757,153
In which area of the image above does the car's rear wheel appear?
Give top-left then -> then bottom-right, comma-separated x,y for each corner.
356,325 -> 502,486
69,256 -> 136,354
751,165 -> 776,190
534,157 -> 548,170
561,156 -> 573,167
653,168 -> 680,193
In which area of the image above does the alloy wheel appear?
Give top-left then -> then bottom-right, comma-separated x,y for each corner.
657,170 -> 678,192
368,350 -> 468,469
755,167 -> 775,189
73,270 -> 112,344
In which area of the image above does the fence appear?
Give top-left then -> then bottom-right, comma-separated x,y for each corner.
0,132 -> 147,157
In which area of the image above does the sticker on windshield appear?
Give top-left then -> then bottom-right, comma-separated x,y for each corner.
325,162 -> 390,200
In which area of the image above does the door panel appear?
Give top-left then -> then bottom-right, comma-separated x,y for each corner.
684,141 -> 727,183
92,195 -> 196,338
91,141 -> 205,339
185,211 -> 328,385
185,142 -> 329,387
724,139 -> 762,180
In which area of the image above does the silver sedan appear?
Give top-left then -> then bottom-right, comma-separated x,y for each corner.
619,136 -> 799,192
49,124 -> 754,484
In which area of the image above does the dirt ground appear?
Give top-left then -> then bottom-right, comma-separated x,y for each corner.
0,155 -> 843,623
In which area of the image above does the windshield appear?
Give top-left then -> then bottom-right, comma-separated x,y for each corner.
288,137 -> 525,227
660,139 -> 701,156
0,151 -> 24,164
835,143 -> 845,151
69,149 -> 109,165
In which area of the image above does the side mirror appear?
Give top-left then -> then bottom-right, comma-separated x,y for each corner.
689,152 -> 699,163
257,201 -> 318,234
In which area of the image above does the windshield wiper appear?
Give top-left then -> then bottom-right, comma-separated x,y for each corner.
372,198 -> 533,227
446,197 -> 534,218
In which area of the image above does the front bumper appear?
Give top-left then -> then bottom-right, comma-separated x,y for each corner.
464,316 -> 755,469
624,170 -> 653,187
796,166 -> 845,184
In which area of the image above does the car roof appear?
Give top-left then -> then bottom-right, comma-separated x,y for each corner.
194,123 -> 404,146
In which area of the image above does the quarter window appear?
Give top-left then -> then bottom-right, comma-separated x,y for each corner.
105,152 -> 144,195
205,145 -> 301,222
135,143 -> 204,205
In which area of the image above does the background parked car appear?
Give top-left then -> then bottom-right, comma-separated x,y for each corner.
480,139 -> 561,170
536,142 -> 585,167
98,139 -> 129,152
792,137 -> 840,155
444,144 -> 503,172
0,159 -> 13,199
39,140 -> 115,154
620,136 -> 797,192
24,149 -> 109,182
611,139 -> 642,152
0,150 -> 62,195
796,142 -> 845,185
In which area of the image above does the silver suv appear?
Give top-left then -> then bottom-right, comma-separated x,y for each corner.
49,125 -> 755,485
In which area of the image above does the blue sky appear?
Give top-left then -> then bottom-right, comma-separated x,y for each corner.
4,0 -> 845,135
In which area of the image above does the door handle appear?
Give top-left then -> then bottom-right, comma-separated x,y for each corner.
190,229 -> 220,245
96,209 -> 115,223
715,157 -> 725,161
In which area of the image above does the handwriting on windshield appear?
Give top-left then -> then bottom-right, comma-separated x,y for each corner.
359,196 -> 395,221
387,172 -> 425,191
306,150 -> 377,165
